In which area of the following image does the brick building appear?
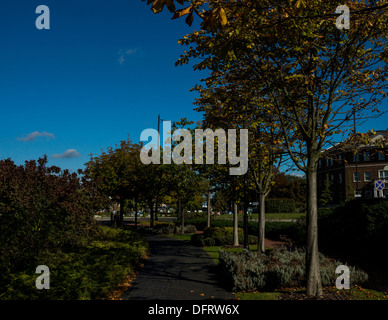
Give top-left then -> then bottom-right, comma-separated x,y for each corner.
317,130 -> 388,204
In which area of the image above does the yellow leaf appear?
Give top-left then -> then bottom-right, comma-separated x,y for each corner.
219,8 -> 228,26
172,6 -> 192,20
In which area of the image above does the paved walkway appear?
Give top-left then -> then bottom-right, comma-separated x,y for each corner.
121,234 -> 235,300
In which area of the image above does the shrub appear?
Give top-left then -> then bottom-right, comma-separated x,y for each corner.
183,218 -> 306,245
219,248 -> 368,292
191,227 -> 258,247
179,218 -> 209,231
265,199 -> 297,213
319,199 -> 388,256
265,221 -> 306,245
153,224 -> 197,235
0,226 -> 149,300
0,157 -> 105,265
184,225 -> 198,233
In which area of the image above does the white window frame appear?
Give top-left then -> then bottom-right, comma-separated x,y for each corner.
353,172 -> 361,182
379,170 -> 388,179
364,172 -> 371,182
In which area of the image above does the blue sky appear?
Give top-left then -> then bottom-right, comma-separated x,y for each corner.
0,1 -> 387,172
0,0 -> 205,171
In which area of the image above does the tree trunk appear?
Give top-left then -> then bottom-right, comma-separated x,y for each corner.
180,200 -> 185,234
150,202 -> 154,228
243,203 -> 249,249
119,198 -> 124,226
155,199 -> 159,221
306,169 -> 323,296
233,201 -> 239,247
258,192 -> 266,254
134,198 -> 138,228
207,191 -> 211,228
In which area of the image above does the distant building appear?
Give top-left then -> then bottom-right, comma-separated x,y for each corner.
317,130 -> 388,204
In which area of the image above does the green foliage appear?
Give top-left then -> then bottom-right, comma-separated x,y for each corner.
152,223 -> 197,235
191,227 -> 258,247
269,173 -> 306,203
319,199 -> 388,256
265,199 -> 297,213
0,226 -> 148,300
319,174 -> 333,206
265,222 -> 306,245
183,218 -> 306,244
219,248 -> 368,292
0,157 -> 105,265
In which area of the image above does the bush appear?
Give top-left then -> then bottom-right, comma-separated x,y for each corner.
191,227 -> 258,247
0,157 -> 105,265
0,226 -> 149,300
219,248 -> 368,292
180,218 -> 209,231
152,224 -> 197,235
183,218 -> 306,245
265,222 -> 306,245
319,199 -> 388,256
265,199 -> 297,213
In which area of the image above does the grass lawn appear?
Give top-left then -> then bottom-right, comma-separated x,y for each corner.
203,245 -> 259,264
235,291 -> 281,300
166,233 -> 193,242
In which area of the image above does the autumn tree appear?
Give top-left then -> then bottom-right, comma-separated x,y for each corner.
85,138 -> 144,226
319,174 -> 333,206
0,156 -> 104,264
142,0 -> 388,296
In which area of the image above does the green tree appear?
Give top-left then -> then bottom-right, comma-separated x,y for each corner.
143,0 -> 388,296
85,138 -> 143,226
319,174 -> 333,206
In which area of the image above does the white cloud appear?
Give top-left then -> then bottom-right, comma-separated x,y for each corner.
117,48 -> 138,64
18,131 -> 55,142
51,149 -> 81,159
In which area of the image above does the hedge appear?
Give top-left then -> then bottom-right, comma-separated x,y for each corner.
265,199 -> 297,213
190,227 -> 258,247
319,199 -> 388,257
219,248 -> 368,292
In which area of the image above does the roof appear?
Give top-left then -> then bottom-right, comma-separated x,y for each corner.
322,129 -> 388,155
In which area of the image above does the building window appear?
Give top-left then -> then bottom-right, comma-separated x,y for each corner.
364,152 -> 370,161
379,170 -> 388,179
353,153 -> 359,162
326,159 -> 330,167
330,174 -> 334,182
365,190 -> 373,198
330,158 -> 334,166
339,173 -> 343,184
318,159 -> 321,168
378,152 -> 385,161
353,172 -> 361,182
338,154 -> 342,160
364,172 -> 371,182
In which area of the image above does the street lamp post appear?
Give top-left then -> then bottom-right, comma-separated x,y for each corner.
353,111 -> 361,198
